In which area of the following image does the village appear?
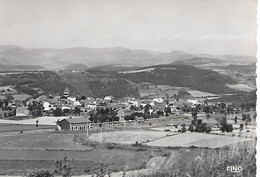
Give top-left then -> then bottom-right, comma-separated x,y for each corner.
0,82 -> 256,176
0,83 -> 255,129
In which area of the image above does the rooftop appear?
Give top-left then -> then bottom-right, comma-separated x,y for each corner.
64,117 -> 91,124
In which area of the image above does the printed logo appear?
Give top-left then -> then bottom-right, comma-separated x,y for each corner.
227,166 -> 243,173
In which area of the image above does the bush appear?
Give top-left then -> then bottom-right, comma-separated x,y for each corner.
227,124 -> 233,132
27,169 -> 54,177
181,124 -> 186,133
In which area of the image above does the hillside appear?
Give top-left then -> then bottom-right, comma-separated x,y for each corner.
214,64 -> 256,72
0,71 -> 73,96
60,63 -> 89,71
88,64 -> 140,72
0,65 -> 45,72
171,57 -> 223,66
117,64 -> 236,94
59,71 -> 139,98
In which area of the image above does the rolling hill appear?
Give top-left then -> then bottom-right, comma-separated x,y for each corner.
0,45 -> 193,69
0,45 -> 255,70
117,64 -> 236,94
59,63 -> 89,71
0,65 -> 45,72
0,71 -> 74,96
171,57 -> 223,66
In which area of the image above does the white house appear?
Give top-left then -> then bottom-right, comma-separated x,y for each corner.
86,103 -> 96,109
74,101 -> 81,106
104,96 -> 114,102
128,100 -> 139,107
43,101 -> 51,111
117,109 -> 125,122
67,97 -> 77,102
61,106 -> 71,110
153,98 -> 164,103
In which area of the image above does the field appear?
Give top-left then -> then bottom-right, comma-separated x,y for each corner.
12,93 -> 31,101
0,123 -> 54,132
89,130 -> 175,144
0,129 -> 155,176
138,84 -> 220,99
138,88 -> 165,98
226,84 -> 255,92
186,90 -> 218,97
0,114 -> 256,176
0,116 -> 71,125
145,132 -> 255,148
0,132 -> 92,151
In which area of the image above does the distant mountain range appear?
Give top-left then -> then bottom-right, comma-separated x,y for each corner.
0,64 -> 45,72
59,63 -> 89,71
0,45 -> 256,70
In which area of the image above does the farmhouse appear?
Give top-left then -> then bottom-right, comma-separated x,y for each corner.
57,118 -> 91,131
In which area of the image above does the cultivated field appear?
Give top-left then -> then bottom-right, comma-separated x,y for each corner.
145,132 -> 255,148
12,93 -> 31,101
89,130 -> 174,144
0,132 -> 91,151
0,116 -> 70,125
0,129 -> 154,175
0,114 -> 256,176
226,84 -> 255,92
186,90 -> 218,97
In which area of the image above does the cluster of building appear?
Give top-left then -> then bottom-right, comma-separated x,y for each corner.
0,85 -> 244,133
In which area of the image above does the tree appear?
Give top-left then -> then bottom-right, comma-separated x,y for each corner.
181,124 -> 186,133
144,104 -> 151,115
203,105 -> 212,114
80,95 -> 86,100
191,108 -> 198,124
164,107 -> 171,116
188,124 -> 194,132
234,116 -> 238,124
220,102 -> 226,109
54,156 -> 72,177
53,108 -> 64,117
74,107 -> 81,115
240,124 -> 244,131
246,114 -> 251,122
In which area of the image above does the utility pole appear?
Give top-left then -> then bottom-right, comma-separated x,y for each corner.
86,122 -> 89,138
99,123 -> 102,143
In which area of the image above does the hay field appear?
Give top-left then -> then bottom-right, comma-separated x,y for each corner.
0,131 -> 91,151
226,84 -> 255,92
88,130 -> 173,144
145,132 -> 254,148
0,116 -> 70,125
187,90 -> 218,97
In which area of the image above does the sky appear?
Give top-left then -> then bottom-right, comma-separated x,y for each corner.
0,0 -> 257,55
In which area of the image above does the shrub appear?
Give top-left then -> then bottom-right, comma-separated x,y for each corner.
27,169 -> 54,177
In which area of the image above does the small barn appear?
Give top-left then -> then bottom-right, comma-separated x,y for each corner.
57,118 -> 91,131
